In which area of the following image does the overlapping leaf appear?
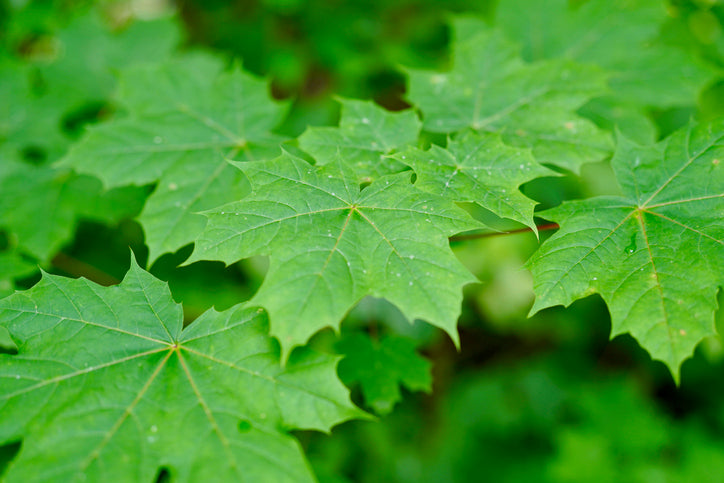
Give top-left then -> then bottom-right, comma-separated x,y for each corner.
60,56 -> 289,262
394,130 -> 554,232
528,119 -> 724,379
0,258 -> 364,482
494,0 -> 718,108
405,18 -> 612,173
299,98 -> 421,181
337,333 -> 432,415
187,153 -> 482,358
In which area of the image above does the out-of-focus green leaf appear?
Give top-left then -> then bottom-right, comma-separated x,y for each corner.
406,18 -> 612,173
337,333 -> 432,415
494,0 -> 719,108
0,157 -> 145,262
0,250 -> 35,298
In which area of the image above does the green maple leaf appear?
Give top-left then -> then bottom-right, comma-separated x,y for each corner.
60,56 -> 289,263
337,333 -> 432,415
0,257 -> 364,481
405,18 -> 612,173
187,153 -> 481,358
298,98 -> 421,182
0,58 -> 68,162
494,0 -> 718,108
393,130 -> 555,232
528,119 -> 724,380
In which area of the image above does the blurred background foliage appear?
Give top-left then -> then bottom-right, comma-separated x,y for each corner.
1,0 -> 724,481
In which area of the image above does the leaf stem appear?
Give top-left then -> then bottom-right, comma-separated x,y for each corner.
449,222 -> 559,242
51,252 -> 120,286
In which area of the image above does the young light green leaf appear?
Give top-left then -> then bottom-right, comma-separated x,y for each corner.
528,119 -> 724,380
187,152 -> 482,359
0,257 -> 364,482
298,98 -> 421,182
394,130 -> 555,233
405,18 -> 612,173
494,0 -> 717,108
337,333 -> 432,415
60,57 -> 289,263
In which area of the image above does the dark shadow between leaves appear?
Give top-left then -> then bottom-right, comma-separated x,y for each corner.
0,441 -> 21,477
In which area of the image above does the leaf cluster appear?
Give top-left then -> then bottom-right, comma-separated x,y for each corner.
1,0 -> 723,480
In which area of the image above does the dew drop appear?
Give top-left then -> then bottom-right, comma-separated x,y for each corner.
150,425 -> 158,433
168,182 -> 178,191
153,136 -> 163,144
625,234 -> 637,254
362,117 -> 370,124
